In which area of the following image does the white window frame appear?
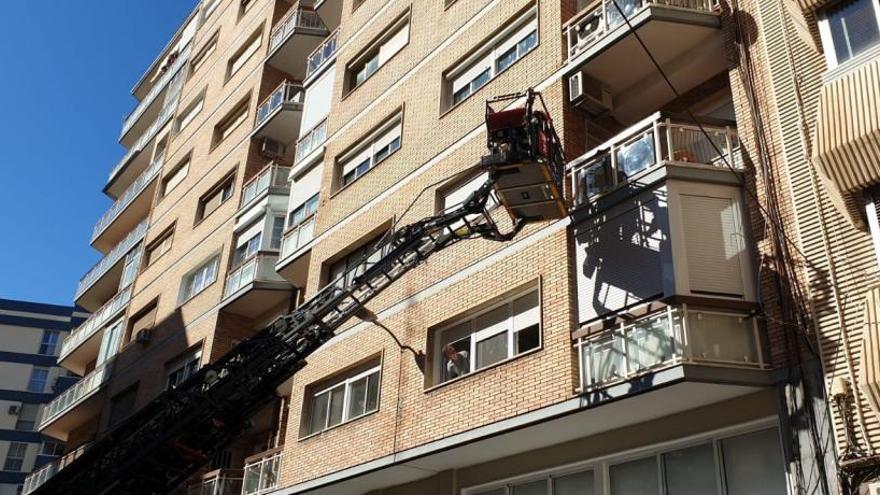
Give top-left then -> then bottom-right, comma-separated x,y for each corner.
817,0 -> 880,68
446,10 -> 538,107
303,364 -> 381,437
228,31 -> 263,79
146,226 -> 174,266
163,158 -> 190,196
337,115 -> 403,189
38,330 -> 60,356
27,366 -> 49,393
201,0 -> 221,23
215,100 -> 250,144
3,442 -> 27,472
347,15 -> 410,91
432,287 -> 541,386
166,347 -> 203,390
180,255 -> 220,303
191,33 -> 219,75
177,93 -> 205,131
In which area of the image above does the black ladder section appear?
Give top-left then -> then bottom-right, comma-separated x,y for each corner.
34,177 -> 522,495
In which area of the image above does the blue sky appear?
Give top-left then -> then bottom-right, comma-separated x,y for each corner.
0,1 -> 198,306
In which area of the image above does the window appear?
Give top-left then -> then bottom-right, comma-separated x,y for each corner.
433,288 -> 540,385
166,347 -> 202,390
240,0 -> 256,17
438,171 -> 499,216
27,367 -> 49,393
820,0 -> 880,66
180,256 -> 220,303
38,330 -> 60,356
270,215 -> 285,250
97,318 -> 125,365
3,443 -> 27,472
127,300 -> 158,345
447,12 -> 538,107
108,385 -> 138,427
303,361 -> 381,436
145,225 -> 174,266
347,16 -> 410,91
288,194 -> 319,229
214,99 -> 250,146
327,233 -> 389,289
228,30 -> 263,79
177,94 -> 205,131
338,117 -> 402,188
14,404 -> 39,431
119,245 -> 143,289
196,173 -> 236,222
201,0 -> 220,22
233,219 -> 264,268
41,441 -> 65,457
191,32 -> 219,75
162,158 -> 190,196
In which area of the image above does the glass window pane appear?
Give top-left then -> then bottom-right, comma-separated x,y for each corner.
721,428 -> 787,495
553,470 -> 595,495
827,0 -> 880,63
511,479 -> 547,495
663,443 -> 717,495
327,386 -> 345,427
476,331 -> 508,369
616,132 -> 656,179
346,376 -> 368,420
610,457 -> 660,495
515,324 -> 540,354
308,393 -> 329,434
365,372 -> 380,413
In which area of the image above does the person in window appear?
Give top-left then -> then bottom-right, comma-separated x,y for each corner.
443,344 -> 470,380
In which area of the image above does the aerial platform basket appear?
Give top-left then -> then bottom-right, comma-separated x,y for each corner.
480,89 -> 568,222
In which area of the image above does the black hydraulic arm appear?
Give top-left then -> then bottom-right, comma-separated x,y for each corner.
34,174 -> 523,495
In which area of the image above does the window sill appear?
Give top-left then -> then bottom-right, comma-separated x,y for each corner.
823,43 -> 880,83
423,345 -> 543,393
297,408 -> 380,442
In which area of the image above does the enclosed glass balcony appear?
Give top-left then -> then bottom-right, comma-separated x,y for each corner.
242,448 -> 283,495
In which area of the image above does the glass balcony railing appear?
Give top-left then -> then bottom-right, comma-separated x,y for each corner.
39,361 -> 113,430
22,442 -> 93,495
59,286 -> 132,361
269,4 -> 329,52
77,220 -> 148,300
566,0 -> 717,59
185,469 -> 243,495
568,113 -> 740,206
224,253 -> 283,298
120,44 -> 191,140
280,216 -> 316,260
93,157 -> 163,242
305,28 -> 339,79
577,306 -> 764,391
294,119 -> 328,164
242,449 -> 283,495
241,164 -> 291,209
108,90 -> 181,185
255,81 -> 304,129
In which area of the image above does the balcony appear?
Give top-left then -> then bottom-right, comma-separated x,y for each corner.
253,81 -> 305,144
39,361 -> 113,441
242,448 -> 283,495
266,3 -> 330,80
568,112 -> 740,206
22,442 -> 93,495
76,221 -> 147,311
93,156 -> 162,252
241,163 -> 292,213
305,28 -> 338,82
294,118 -> 328,165
564,0 -> 723,123
119,44 -> 191,148
277,214 -> 316,289
59,286 -> 131,375
185,469 -> 243,495
221,253 -> 291,318
577,305 -> 765,393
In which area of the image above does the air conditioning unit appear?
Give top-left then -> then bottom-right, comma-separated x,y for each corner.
135,328 -> 153,344
260,138 -> 287,159
569,70 -> 613,116
8,405 -> 20,416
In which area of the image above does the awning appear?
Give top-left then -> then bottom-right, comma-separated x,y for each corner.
859,285 -> 880,416
813,57 -> 880,228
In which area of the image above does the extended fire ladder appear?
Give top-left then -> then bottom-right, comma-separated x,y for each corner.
33,89 -> 566,495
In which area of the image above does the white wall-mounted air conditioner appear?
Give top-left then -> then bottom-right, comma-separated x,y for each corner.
569,70 -> 613,116
260,138 -> 287,160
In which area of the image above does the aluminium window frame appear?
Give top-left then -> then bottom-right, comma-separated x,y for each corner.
817,0 -> 880,68
38,330 -> 60,356
166,346 -> 203,390
177,92 -> 206,132
344,11 -> 411,93
228,29 -> 264,80
179,254 -> 221,304
27,366 -> 49,393
3,442 -> 27,472
335,112 -> 404,190
302,363 -> 382,438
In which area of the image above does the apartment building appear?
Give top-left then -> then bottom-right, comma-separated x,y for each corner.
23,0 -> 880,493
0,298 -> 84,495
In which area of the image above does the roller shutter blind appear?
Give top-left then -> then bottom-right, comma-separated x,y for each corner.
680,194 -> 744,297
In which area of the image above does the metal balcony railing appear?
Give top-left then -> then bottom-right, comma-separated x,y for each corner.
566,0 -> 718,59
39,362 -> 113,430
59,286 -> 132,361
269,4 -> 329,53
294,119 -> 328,164
120,44 -> 191,140
94,156 -> 163,242
255,81 -> 304,128
185,469 -> 244,495
242,448 -> 283,495
224,253 -> 283,298
576,305 -> 764,391
306,28 -> 339,79
77,221 -> 149,300
241,164 -> 292,209
22,442 -> 93,495
568,113 -> 740,206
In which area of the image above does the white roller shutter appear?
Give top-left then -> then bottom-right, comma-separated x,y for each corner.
373,121 -> 402,152
495,18 -> 537,59
451,53 -> 492,94
680,194 -> 745,297
378,22 -> 409,65
301,67 -> 335,134
291,163 -> 324,209
236,217 -> 265,247
340,147 -> 372,177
